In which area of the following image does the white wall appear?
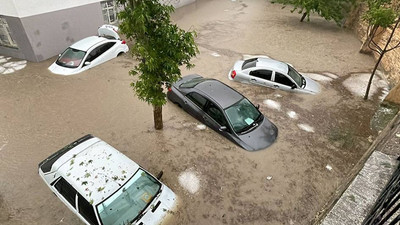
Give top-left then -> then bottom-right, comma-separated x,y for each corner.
0,0 -> 101,17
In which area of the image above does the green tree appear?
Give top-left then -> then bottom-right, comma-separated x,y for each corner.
116,0 -> 198,129
362,0 -> 400,99
271,0 -> 356,26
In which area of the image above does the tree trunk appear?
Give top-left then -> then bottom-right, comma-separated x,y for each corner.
153,105 -> 163,130
364,53 -> 384,100
364,18 -> 400,100
300,13 -> 307,22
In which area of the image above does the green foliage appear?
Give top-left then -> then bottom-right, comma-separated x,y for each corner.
271,0 -> 356,26
117,0 -> 199,107
363,0 -> 398,27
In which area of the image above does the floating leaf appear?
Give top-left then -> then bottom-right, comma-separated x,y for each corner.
66,173 -> 71,177
98,187 -> 105,192
85,173 -> 91,178
88,160 -> 93,164
70,159 -> 74,166
82,181 -> 88,185
90,199 -> 94,205
79,162 -> 84,166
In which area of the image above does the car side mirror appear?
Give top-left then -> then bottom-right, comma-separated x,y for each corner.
156,170 -> 163,180
219,126 -> 227,132
291,84 -> 296,89
256,104 -> 260,109
84,61 -> 91,66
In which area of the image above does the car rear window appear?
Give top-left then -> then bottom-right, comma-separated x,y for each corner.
180,77 -> 206,88
242,58 -> 258,70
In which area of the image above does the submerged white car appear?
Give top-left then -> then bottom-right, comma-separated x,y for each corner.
228,57 -> 320,94
49,25 -> 129,75
38,134 -> 176,225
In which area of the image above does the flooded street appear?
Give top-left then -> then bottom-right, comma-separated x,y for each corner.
0,0 -> 388,224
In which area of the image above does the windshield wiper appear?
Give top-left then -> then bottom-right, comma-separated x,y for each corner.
130,186 -> 162,224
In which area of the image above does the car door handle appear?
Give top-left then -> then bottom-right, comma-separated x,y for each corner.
273,85 -> 279,88
184,100 -> 188,104
251,79 -> 256,81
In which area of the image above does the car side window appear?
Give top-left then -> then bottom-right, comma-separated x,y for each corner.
77,194 -> 99,225
205,102 -> 228,127
275,72 -> 294,86
86,42 -> 116,62
54,177 -> 77,208
186,92 -> 207,109
249,70 -> 272,80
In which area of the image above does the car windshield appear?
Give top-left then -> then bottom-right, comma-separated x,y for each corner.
180,77 -> 206,88
56,48 -> 86,68
224,98 -> 262,134
96,169 -> 161,225
287,66 -> 304,87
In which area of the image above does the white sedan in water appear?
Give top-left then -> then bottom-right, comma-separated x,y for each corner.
228,57 -> 320,94
49,25 -> 129,75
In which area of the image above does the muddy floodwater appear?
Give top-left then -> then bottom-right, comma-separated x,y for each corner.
0,0 -> 389,224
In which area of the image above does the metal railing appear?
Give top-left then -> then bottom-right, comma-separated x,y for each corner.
363,158 -> 400,225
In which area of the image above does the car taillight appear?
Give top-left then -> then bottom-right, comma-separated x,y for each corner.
122,40 -> 126,44
168,87 -> 172,92
231,70 -> 236,79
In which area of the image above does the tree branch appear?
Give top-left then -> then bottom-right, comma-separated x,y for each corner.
386,40 -> 400,52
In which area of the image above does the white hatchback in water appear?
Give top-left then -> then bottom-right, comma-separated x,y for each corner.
38,134 -> 176,225
228,57 -> 320,94
48,25 -> 129,75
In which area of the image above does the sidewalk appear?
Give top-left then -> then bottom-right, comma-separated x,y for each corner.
316,112 -> 400,224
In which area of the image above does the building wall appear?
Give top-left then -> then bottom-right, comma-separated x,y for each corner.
21,3 -> 103,62
0,0 -> 100,17
0,16 -> 35,61
0,0 -> 196,62
0,2 -> 103,62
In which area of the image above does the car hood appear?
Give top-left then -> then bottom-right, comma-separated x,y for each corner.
303,76 -> 320,94
48,62 -> 82,75
237,117 -> 278,151
137,185 -> 177,225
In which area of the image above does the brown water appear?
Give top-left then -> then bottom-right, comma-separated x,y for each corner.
0,0 -> 384,224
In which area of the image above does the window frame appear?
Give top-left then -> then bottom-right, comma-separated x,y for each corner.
53,177 -> 78,209
77,193 -> 100,225
186,92 -> 207,110
0,16 -> 18,49
204,101 -> 228,128
249,69 -> 272,80
274,72 -> 295,87
101,0 -> 118,25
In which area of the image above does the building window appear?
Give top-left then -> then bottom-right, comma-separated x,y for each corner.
101,0 -> 118,24
0,17 -> 18,49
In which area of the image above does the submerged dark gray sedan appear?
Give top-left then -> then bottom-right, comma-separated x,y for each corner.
167,74 -> 278,151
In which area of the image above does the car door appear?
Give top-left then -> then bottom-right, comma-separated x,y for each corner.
272,72 -> 297,92
53,177 -> 98,225
184,92 -> 208,122
248,69 -> 274,88
84,42 -> 116,68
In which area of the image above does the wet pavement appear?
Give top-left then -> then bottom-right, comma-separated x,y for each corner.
0,0 -> 393,224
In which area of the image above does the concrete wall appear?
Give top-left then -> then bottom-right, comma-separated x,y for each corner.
0,16 -> 35,61
0,0 -> 100,17
0,2 -> 103,62
21,3 -> 103,62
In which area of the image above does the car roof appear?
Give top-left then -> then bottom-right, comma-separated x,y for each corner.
195,79 -> 243,109
57,138 -> 140,205
70,36 -> 107,51
255,58 -> 289,74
